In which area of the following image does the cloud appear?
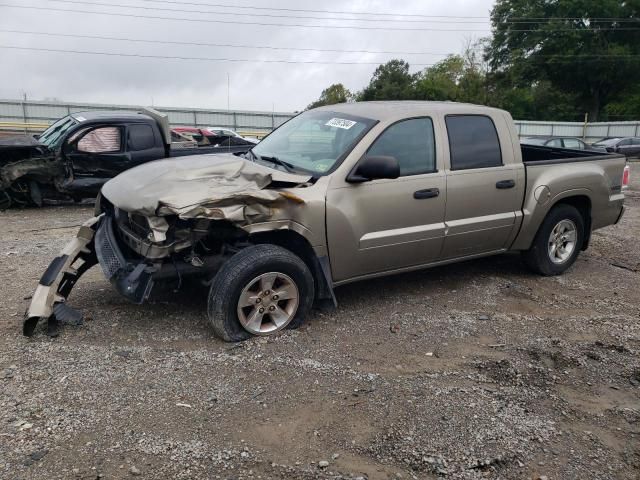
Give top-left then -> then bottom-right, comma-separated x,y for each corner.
0,0 -> 494,112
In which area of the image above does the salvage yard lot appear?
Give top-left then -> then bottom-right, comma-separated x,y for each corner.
1,167 -> 639,480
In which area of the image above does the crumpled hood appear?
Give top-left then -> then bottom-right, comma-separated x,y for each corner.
101,154 -> 311,220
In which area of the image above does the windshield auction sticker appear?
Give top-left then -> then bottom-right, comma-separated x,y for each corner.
325,118 -> 357,130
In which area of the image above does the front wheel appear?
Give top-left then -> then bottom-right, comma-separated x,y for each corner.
207,244 -> 314,341
522,204 -> 585,276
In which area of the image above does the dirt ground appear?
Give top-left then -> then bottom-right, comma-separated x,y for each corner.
1,166 -> 638,480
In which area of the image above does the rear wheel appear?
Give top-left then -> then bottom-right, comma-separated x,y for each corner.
207,244 -> 314,341
522,204 -> 585,276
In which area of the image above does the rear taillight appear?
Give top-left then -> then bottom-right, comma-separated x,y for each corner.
622,165 -> 630,190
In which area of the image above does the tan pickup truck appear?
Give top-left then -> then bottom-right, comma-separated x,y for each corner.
24,102 -> 630,341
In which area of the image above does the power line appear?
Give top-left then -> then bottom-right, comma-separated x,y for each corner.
0,44 -> 442,65
47,0 -> 492,24
52,0 -> 489,19
43,0 -> 640,25
1,45 -> 638,65
57,0 -> 640,23
0,30 -> 460,56
4,30 -> 639,59
0,3 -> 492,31
5,4 -> 639,32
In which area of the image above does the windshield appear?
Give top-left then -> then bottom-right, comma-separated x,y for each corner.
38,115 -> 78,148
250,110 -> 376,174
593,138 -> 621,146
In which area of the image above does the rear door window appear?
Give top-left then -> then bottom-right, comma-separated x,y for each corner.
128,124 -> 155,151
446,115 -> 502,170
547,139 -> 562,148
562,138 -> 584,149
367,117 -> 436,176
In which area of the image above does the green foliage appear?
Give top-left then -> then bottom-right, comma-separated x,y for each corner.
486,0 -> 640,121
358,60 -> 417,101
308,1 -> 640,121
307,83 -> 353,110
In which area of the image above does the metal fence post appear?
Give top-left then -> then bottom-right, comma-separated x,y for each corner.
233,112 -> 237,130
21,98 -> 27,134
193,111 -> 197,127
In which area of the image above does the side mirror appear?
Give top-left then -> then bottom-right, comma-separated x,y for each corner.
347,155 -> 400,183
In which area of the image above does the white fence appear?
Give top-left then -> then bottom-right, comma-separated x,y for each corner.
514,120 -> 640,143
1,99 -> 639,142
0,98 -> 294,133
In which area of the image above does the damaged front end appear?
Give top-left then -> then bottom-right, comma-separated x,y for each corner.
0,137 -> 63,209
24,156 -> 326,337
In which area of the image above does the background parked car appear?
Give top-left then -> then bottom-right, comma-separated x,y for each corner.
172,127 -> 219,147
521,136 -> 607,152
592,137 -> 640,158
206,127 -> 260,144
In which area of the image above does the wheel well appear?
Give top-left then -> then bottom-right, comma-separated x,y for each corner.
248,230 -> 333,300
553,195 -> 592,250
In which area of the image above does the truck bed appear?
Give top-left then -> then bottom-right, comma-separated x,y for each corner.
169,144 -> 253,158
511,145 -> 627,252
521,144 -> 609,164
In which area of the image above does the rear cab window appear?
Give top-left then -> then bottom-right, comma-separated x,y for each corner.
445,115 -> 502,170
128,124 -> 156,151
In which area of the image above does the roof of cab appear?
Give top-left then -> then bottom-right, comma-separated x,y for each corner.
71,110 -> 153,122
312,101 -> 508,121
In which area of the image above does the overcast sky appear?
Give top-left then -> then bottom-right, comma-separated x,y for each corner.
0,0 -> 495,112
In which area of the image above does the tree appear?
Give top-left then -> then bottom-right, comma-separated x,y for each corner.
414,55 -> 466,101
358,60 -> 417,101
307,84 -> 353,110
486,0 -> 640,121
414,45 -> 488,105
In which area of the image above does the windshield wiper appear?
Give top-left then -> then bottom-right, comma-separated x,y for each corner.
259,155 -> 296,173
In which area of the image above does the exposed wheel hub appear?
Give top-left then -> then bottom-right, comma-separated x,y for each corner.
548,219 -> 577,264
236,272 -> 299,335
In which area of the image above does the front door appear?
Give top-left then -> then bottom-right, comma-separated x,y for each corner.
66,125 -> 129,179
441,114 -> 524,258
326,117 -> 447,282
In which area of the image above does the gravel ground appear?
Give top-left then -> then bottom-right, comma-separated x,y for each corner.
1,166 -> 639,480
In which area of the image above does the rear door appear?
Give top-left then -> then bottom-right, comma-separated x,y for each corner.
441,114 -> 524,259
616,138 -> 634,157
628,138 -> 640,157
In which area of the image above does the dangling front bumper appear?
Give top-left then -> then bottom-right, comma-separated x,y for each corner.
23,216 -> 100,336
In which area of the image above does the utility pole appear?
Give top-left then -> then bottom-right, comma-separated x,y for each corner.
22,92 -> 28,133
583,113 -> 589,140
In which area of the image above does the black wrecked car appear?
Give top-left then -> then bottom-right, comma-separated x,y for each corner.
0,108 -> 255,209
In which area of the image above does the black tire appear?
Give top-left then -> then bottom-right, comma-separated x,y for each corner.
207,244 -> 314,342
522,204 -> 585,276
